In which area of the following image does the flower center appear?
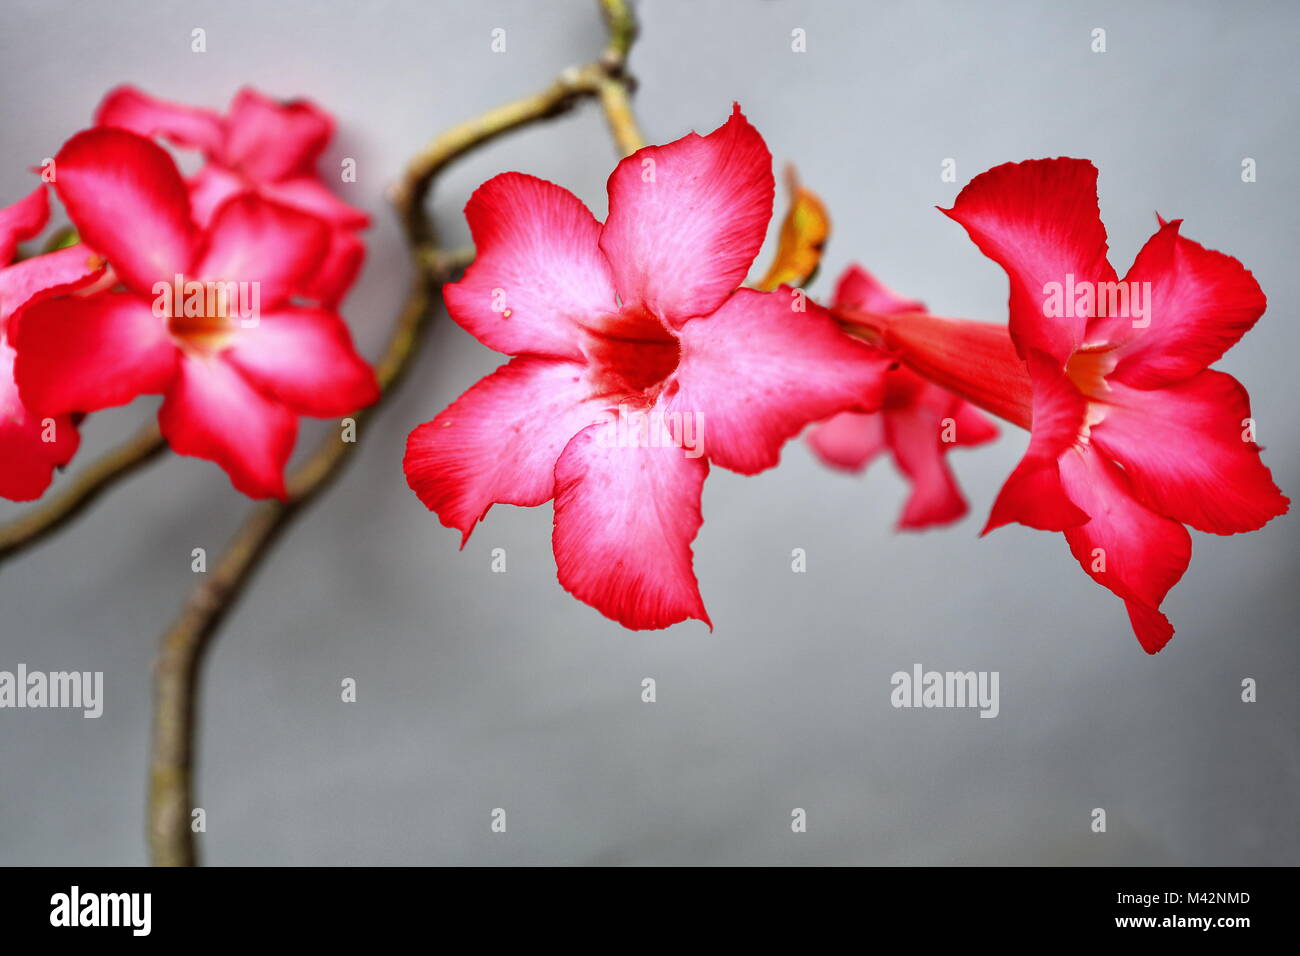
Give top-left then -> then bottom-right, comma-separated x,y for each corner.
1064,346 -> 1115,399
1065,345 -> 1118,437
581,307 -> 681,404
159,276 -> 241,353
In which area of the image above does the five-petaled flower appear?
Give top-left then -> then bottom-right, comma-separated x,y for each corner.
12,128 -> 379,499
850,158 -> 1288,652
0,186 -> 106,501
96,85 -> 368,304
404,105 -> 887,629
807,264 -> 999,529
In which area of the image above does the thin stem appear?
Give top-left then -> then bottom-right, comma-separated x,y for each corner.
598,0 -> 638,61
147,0 -> 644,867
0,423 -> 166,566
596,75 -> 646,156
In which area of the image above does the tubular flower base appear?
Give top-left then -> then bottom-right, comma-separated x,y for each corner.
840,158 -> 1288,652
404,105 -> 889,629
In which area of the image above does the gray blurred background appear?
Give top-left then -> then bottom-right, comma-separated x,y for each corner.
1,0 -> 1296,865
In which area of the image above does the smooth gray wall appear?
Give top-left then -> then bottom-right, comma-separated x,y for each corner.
0,0 -> 1295,865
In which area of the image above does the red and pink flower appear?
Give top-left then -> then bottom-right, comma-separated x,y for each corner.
807,265 -> 999,529
12,128 -> 378,499
842,158 -> 1288,652
404,106 -> 888,628
96,85 -> 367,304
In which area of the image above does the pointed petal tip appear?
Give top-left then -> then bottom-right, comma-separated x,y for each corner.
1127,600 -> 1176,654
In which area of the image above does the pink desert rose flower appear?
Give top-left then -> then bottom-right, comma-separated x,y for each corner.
404,106 -> 888,629
855,158 -> 1288,652
807,264 -> 999,529
96,85 -> 368,305
0,185 -> 106,500
12,128 -> 378,499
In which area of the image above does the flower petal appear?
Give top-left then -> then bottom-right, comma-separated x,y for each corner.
158,354 -> 296,499
1058,444 -> 1192,653
552,421 -> 711,629
832,263 -> 926,316
0,341 -> 80,501
806,411 -> 886,472
262,177 -> 370,229
942,158 -> 1116,364
666,288 -> 889,474
186,164 -> 247,228
0,245 -> 107,326
950,400 -> 1001,448
52,128 -> 197,294
1091,370 -> 1288,534
13,292 -> 176,416
886,400 -> 969,529
94,85 -> 226,155
887,378 -> 997,530
224,306 -> 378,416
443,172 -> 615,361
404,357 -> 608,543
299,227 -> 364,306
0,186 -> 49,264
1102,219 -> 1267,388
983,351 -> 1090,533
222,88 -> 332,182
194,194 -> 329,308
600,104 -> 774,326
